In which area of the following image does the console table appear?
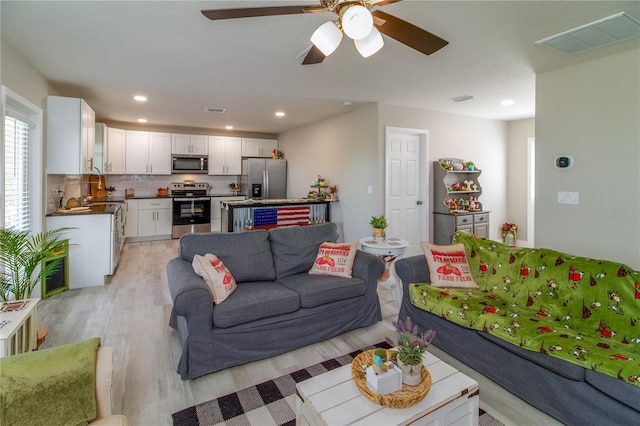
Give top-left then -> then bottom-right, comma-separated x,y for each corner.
0,298 -> 39,358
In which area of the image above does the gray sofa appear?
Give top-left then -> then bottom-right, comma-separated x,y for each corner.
396,255 -> 640,426
167,223 -> 385,380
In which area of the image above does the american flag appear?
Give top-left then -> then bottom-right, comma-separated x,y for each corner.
252,206 -> 310,227
277,205 -> 310,225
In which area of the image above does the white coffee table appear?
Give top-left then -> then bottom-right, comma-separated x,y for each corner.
296,350 -> 479,426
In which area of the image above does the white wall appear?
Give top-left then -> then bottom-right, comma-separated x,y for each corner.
535,48 -> 640,269
507,118 -> 535,244
1,40 -> 57,107
279,103 -> 509,242
279,104 -> 380,241
377,104 -> 508,241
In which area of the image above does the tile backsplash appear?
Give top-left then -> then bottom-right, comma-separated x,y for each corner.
47,173 -> 241,211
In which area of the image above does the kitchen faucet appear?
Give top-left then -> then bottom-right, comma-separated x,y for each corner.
94,166 -> 103,189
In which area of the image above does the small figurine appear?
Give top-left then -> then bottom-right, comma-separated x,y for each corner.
469,196 -> 478,211
463,179 -> 474,191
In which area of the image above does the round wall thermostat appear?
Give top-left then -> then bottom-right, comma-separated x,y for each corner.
555,155 -> 573,169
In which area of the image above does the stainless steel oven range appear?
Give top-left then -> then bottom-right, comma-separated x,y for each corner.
171,182 -> 211,239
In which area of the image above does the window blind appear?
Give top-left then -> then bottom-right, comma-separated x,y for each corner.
4,114 -> 31,231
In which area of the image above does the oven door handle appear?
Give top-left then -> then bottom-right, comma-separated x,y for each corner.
173,197 -> 211,202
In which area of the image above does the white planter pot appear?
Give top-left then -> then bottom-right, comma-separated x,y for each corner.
397,357 -> 422,386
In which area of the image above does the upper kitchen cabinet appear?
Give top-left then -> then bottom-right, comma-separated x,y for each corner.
95,123 -> 125,174
125,131 -> 171,175
241,138 -> 278,157
172,134 -> 208,155
208,136 -> 241,175
46,96 -> 95,174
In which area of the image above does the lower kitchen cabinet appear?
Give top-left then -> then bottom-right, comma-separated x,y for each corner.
137,199 -> 172,238
125,199 -> 138,238
46,214 -> 113,288
433,212 -> 490,245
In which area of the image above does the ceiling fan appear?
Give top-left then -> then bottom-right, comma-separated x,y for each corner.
201,0 -> 448,65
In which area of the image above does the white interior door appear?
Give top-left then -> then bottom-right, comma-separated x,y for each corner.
385,127 -> 429,257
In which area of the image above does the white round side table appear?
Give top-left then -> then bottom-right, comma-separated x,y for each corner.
359,237 -> 409,304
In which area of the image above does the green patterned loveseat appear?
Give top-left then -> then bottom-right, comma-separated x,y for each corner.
396,232 -> 640,425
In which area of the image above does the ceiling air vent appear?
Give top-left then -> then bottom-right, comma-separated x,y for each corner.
205,107 -> 226,113
536,12 -> 640,54
450,95 -> 474,103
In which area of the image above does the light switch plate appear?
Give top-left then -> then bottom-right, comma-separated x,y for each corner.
558,191 -> 579,205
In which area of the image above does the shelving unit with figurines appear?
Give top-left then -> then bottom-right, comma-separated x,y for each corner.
434,159 -> 483,213
432,158 -> 490,244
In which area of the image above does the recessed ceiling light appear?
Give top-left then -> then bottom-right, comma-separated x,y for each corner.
134,95 -> 147,102
501,99 -> 515,106
137,118 -> 147,123
275,111 -> 285,117
225,125 -> 233,130
343,101 -> 353,106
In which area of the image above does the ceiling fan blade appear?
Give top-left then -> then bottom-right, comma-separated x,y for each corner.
201,5 -> 327,21
372,10 -> 448,56
302,45 -> 326,65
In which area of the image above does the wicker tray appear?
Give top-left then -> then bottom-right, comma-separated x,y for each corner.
351,349 -> 432,408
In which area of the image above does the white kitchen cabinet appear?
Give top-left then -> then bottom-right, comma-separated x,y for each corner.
137,198 -> 172,237
46,214 -> 112,288
172,134 -> 208,155
104,127 -> 125,174
211,196 -> 244,232
241,138 -> 278,158
46,96 -> 96,174
208,136 -> 241,175
125,131 -> 171,175
125,199 -> 138,238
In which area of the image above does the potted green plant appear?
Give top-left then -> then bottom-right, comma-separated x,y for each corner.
369,215 -> 388,241
385,317 -> 436,385
0,227 -> 71,302
229,182 -> 240,192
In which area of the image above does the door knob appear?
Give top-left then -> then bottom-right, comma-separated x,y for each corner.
416,200 -> 423,205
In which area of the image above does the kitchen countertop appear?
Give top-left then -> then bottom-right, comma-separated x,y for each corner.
46,203 -> 123,217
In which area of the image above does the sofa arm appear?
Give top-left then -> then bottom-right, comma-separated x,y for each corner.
352,250 -> 385,291
167,258 -> 214,334
395,255 -> 430,301
93,347 -> 127,425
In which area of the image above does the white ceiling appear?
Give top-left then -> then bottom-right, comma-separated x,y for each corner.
2,1 -> 639,134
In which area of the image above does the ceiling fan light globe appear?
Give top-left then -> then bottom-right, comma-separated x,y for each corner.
341,5 -> 373,40
355,27 -> 384,57
310,21 -> 343,56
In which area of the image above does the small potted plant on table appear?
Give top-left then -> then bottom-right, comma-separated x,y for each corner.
369,215 -> 388,242
386,317 -> 436,386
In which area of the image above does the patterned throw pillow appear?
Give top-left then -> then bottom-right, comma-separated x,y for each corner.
192,253 -> 237,304
421,242 -> 479,288
309,241 -> 358,278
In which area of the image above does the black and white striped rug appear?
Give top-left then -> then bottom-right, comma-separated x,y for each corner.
172,341 -> 501,426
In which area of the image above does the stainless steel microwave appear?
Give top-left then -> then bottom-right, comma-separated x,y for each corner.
172,155 -> 208,174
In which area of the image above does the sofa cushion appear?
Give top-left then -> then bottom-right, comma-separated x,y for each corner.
478,331 -> 586,381
269,223 -> 340,278
178,231 -> 276,282
192,254 -> 237,304
421,242 -> 479,288
584,369 -> 640,411
212,281 -> 300,328
309,241 -> 358,278
277,273 -> 366,308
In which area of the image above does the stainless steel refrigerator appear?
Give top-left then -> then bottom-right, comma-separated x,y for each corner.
241,158 -> 287,199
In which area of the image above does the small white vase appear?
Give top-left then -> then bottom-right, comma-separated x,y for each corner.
397,357 -> 423,386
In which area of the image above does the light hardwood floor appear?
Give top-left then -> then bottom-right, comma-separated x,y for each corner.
37,239 -> 560,426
